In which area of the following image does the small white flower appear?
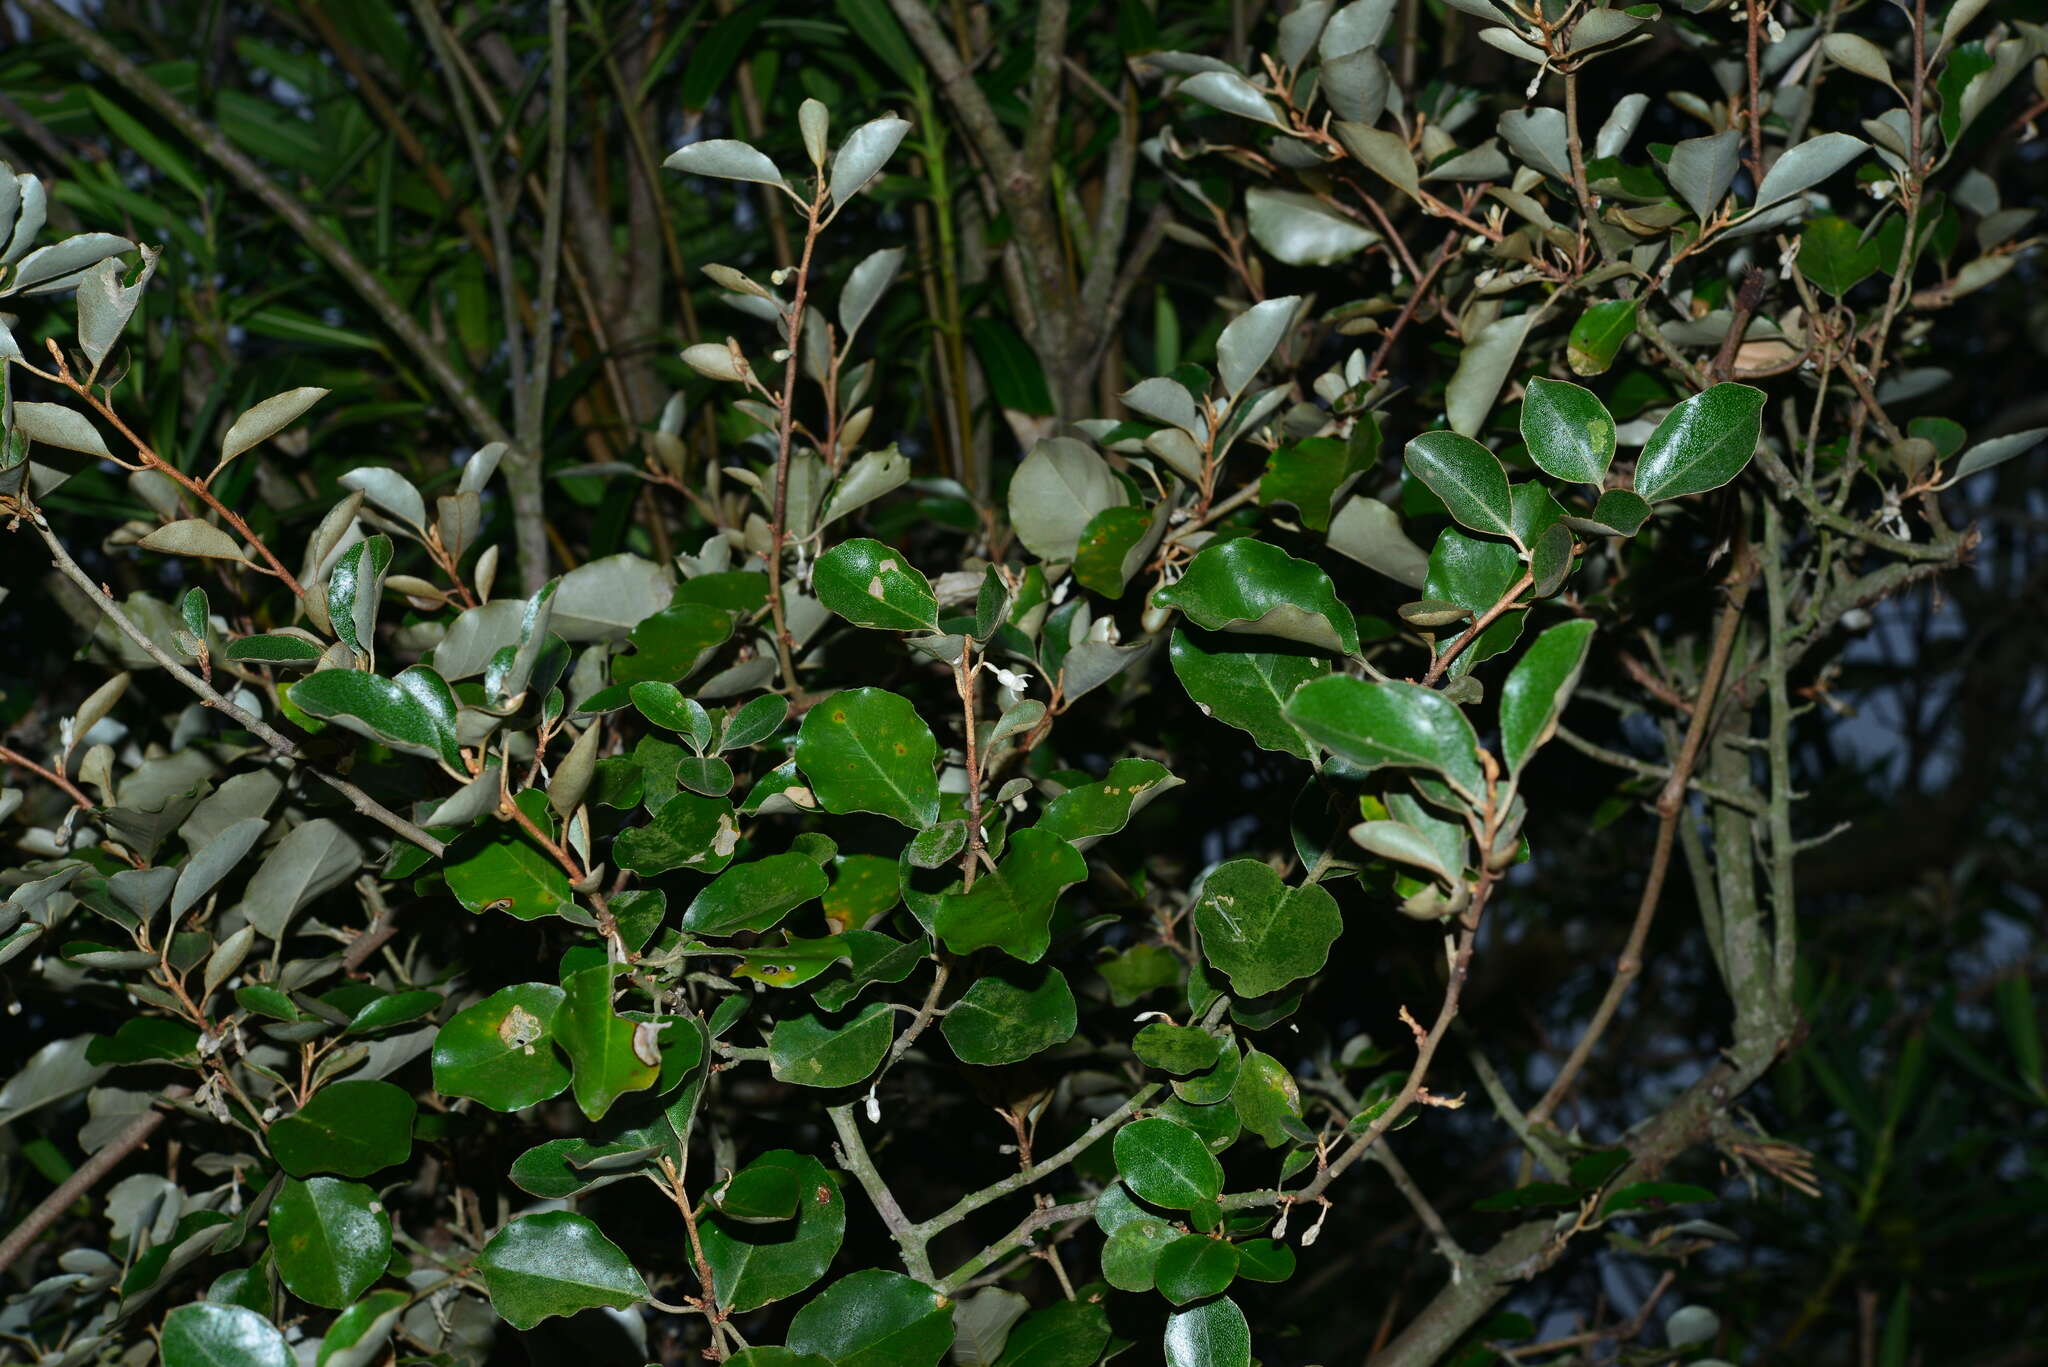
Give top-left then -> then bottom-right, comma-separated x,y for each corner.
989,665 -> 1033,693
1766,12 -> 1786,42
1866,179 -> 1896,200
865,1087 -> 881,1123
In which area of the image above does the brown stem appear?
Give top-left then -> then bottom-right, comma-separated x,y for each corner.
1526,547 -> 1757,1129
0,742 -> 101,816
765,184 -> 831,696
1421,572 -> 1533,688
0,1088 -> 188,1277
42,351 -> 308,600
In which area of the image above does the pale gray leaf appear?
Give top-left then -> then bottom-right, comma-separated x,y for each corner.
171,817 -> 269,922
1327,496 -> 1430,588
138,520 -> 250,563
1246,189 -> 1378,264
0,1036 -> 107,1127
1122,376 -> 1205,435
1321,0 -> 1397,56
830,118 -> 911,205
1498,108 -> 1572,182
1008,437 -> 1125,562
663,139 -> 788,190
76,246 -> 160,373
6,231 -> 133,293
1949,426 -> 2047,482
221,387 -> 329,466
1754,132 -> 1867,209
10,401 -> 112,458
1277,1 -> 1332,68
1178,71 -> 1283,125
240,818 -> 364,938
551,553 -> 674,641
838,246 -> 906,341
1319,47 -> 1390,123
1666,130 -> 1742,221
1217,295 -> 1301,398
1335,123 -> 1418,199
820,444 -> 911,527
1596,93 -> 1649,158
341,466 -> 429,532
1446,313 -> 1533,437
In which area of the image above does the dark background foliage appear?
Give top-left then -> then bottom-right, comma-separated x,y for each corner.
2,1 -> 2045,1365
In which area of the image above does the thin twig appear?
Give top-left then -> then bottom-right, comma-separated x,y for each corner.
29,514 -> 445,857
0,1088 -> 187,1277
1528,548 -> 1757,1129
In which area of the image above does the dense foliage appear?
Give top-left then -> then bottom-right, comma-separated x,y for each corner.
2,2 -> 2045,1366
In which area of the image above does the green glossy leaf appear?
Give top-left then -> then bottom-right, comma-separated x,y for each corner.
325,535 -> 391,664
1403,431 -> 1515,541
1072,505 -> 1156,598
1632,383 -> 1766,502
1173,1037 -> 1242,1105
346,990 -> 441,1034
1798,215 -> 1882,296
1191,860 -> 1342,998
1499,619 -> 1597,773
1163,1298 -> 1251,1367
1114,1116 -> 1223,1208
815,538 -> 939,632
1134,1023 -> 1225,1075
932,828 -> 1087,963
477,1211 -> 647,1330
223,632 -> 324,666
1567,297 -> 1638,376
431,983 -> 570,1111
160,1304 -> 292,1367
769,1001 -> 894,1087
993,1299 -> 1112,1367
725,936 -> 855,989
1261,424 -> 1378,533
701,1151 -> 846,1311
611,603 -> 734,686
268,1080 -> 414,1179
288,666 -> 461,769
314,1289 -> 409,1367
1520,378 -> 1616,484
1600,1180 -> 1716,1217
1169,629 -> 1325,760
269,1177 -> 390,1310
1283,676 -> 1487,799
555,964 -> 658,1121
1528,522 -> 1576,598
1152,539 -> 1360,655
1565,488 -> 1653,537
614,792 -> 738,876
786,1269 -> 952,1367
683,853 -> 829,936
1231,1050 -> 1303,1146
1101,1215 -> 1179,1291
714,1163 -> 801,1223
1233,1238 -> 1295,1282
1154,1235 -> 1239,1305
629,681 -> 713,746
941,965 -> 1077,1065
1036,758 -> 1183,847
721,694 -> 791,752
796,688 -> 940,828
445,828 -> 574,921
